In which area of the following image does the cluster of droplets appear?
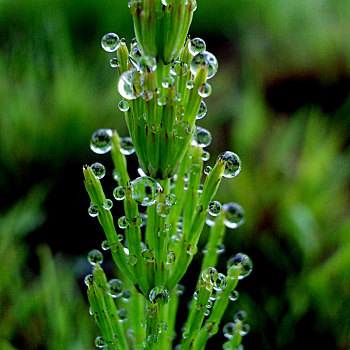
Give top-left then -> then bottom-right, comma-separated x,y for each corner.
222,311 -> 250,349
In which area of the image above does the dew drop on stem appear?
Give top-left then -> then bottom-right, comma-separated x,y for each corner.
101,33 -> 120,52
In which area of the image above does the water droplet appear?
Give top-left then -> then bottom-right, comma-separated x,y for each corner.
128,0 -> 142,13
139,55 -> 157,72
121,289 -> 132,302
157,95 -> 167,106
149,286 -> 170,305
165,193 -> 177,205
101,240 -> 110,250
110,57 -> 119,68
186,244 -> 198,256
198,83 -> 212,98
101,33 -> 119,52
147,334 -> 159,344
234,310 -> 247,322
156,202 -> 171,217
202,150 -> 210,161
218,151 -> 241,178
204,165 -> 212,176
190,51 -> 218,79
118,100 -> 130,112
170,61 -> 189,76
186,79 -> 194,89
213,273 -> 227,291
88,204 -> 99,217
132,216 -> 143,227
130,176 -> 161,206
120,137 -> 135,155
167,250 -> 176,264
90,129 -> 113,154
208,201 -> 222,216
222,202 -> 244,228
204,321 -> 219,336
240,323 -> 250,336
126,254 -> 137,266
95,335 -> 106,348
161,0 -> 170,5
206,299 -> 213,309
202,266 -> 218,284
113,186 -> 126,200
193,127 -> 212,147
162,76 -> 175,88
107,279 -> 124,298
229,290 -> 239,302
118,308 -> 128,322
118,216 -> 129,229
157,321 -> 168,334
175,284 -> 185,296
188,37 -> 206,55
118,70 -> 142,100
173,120 -> 191,138
216,243 -> 225,254
141,90 -> 154,101
87,249 -> 103,266
84,274 -> 94,287
90,162 -> 106,179
204,308 -> 211,316
227,253 -> 253,279
103,199 -> 113,210
223,322 -> 236,339
196,100 -> 207,120
141,249 -> 154,262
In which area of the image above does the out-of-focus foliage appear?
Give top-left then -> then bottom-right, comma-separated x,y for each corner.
0,0 -> 350,349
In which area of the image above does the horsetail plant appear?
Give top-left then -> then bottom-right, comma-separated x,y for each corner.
83,1 -> 252,349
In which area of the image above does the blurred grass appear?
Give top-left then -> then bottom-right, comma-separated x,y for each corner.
0,0 -> 350,349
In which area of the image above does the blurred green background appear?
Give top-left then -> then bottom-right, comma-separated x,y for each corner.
1,0 -> 350,349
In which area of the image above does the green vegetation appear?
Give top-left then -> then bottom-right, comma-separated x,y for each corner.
0,0 -> 349,349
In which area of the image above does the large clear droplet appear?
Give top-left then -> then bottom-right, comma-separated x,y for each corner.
88,204 -> 99,217
188,37 -> 206,55
118,100 -> 130,112
222,202 -> 244,228
139,55 -> 157,72
198,83 -> 212,98
202,266 -> 218,284
227,253 -> 253,279
101,33 -> 120,52
223,322 -> 236,339
90,162 -> 106,179
90,129 -> 113,154
149,286 -> 170,305
218,151 -> 241,178
107,279 -> 124,298
113,186 -> 126,200
109,57 -> 119,68
87,249 -> 103,266
130,176 -> 161,206
95,336 -> 106,348
193,127 -> 212,147
190,51 -> 218,79
208,201 -> 222,216
118,70 -> 142,100
120,137 -> 135,155
196,101 -> 207,120
170,61 -> 189,76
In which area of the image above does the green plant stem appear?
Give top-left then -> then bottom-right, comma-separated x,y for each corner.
93,265 -> 129,350
200,213 -> 226,272
181,283 -> 213,349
